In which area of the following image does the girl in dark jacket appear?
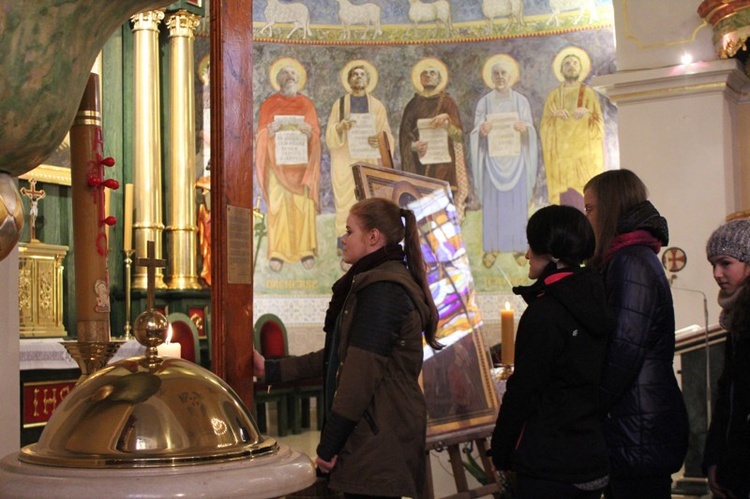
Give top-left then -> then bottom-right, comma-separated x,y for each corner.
254,197 -> 442,499
584,169 -> 688,498
703,219 -> 750,498
491,205 -> 612,498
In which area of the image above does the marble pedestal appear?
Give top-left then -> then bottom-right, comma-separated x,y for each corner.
0,442 -> 316,498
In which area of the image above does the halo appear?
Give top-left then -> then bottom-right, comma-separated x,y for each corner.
410,58 -> 449,94
197,55 -> 210,86
269,57 -> 307,92
340,59 -> 379,94
391,181 -> 423,208
552,46 -> 591,83
482,54 -> 520,89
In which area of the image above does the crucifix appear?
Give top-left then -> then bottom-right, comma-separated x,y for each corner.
20,179 -> 46,242
136,240 -> 166,311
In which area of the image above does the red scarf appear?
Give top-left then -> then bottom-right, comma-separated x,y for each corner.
603,229 -> 662,264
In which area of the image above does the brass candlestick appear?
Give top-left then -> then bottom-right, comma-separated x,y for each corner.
123,248 -> 135,339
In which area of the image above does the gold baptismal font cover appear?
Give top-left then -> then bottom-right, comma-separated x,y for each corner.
19,321 -> 277,468
19,241 -> 278,469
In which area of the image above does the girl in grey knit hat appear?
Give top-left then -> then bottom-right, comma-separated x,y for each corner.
703,218 -> 750,498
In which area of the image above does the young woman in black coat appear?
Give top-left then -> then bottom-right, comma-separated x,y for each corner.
703,219 -> 750,498
491,205 -> 612,498
584,170 -> 688,499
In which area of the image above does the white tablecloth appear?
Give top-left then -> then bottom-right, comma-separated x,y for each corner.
19,338 -> 146,371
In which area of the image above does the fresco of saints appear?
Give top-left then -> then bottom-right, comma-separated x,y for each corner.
326,60 -> 394,260
470,54 -> 538,268
255,57 -> 321,272
540,46 -> 604,209
399,58 -> 470,220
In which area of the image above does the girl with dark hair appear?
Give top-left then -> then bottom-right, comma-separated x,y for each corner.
703,218 -> 750,498
254,197 -> 440,499
491,204 -> 612,498
584,169 -> 688,498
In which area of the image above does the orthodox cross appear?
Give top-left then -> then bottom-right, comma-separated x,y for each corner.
136,240 -> 166,311
20,179 -> 46,242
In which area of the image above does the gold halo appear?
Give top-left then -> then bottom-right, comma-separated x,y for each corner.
482,54 -> 520,89
269,57 -> 307,92
197,55 -> 210,86
340,60 -> 379,94
391,181 -> 423,207
552,46 -> 591,83
411,58 -> 449,94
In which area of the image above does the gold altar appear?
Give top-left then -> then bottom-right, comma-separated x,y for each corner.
18,242 -> 68,338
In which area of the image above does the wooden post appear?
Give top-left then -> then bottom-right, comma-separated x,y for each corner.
209,0 -> 254,405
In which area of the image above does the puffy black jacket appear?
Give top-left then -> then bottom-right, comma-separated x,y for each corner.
491,266 -> 612,483
599,204 -> 689,478
702,284 -> 750,493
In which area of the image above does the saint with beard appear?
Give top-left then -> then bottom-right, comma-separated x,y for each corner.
399,58 -> 470,220
540,47 -> 604,208
255,57 -> 321,272
325,60 -> 394,264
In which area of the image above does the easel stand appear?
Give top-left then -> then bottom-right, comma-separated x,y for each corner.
425,424 -> 503,499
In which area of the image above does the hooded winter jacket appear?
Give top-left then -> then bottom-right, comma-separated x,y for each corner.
491,266 -> 612,484
599,201 -> 688,478
268,260 -> 431,498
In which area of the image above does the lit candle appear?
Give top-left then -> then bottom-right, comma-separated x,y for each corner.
157,324 -> 182,358
123,183 -> 133,251
158,342 -> 181,358
501,301 -> 515,365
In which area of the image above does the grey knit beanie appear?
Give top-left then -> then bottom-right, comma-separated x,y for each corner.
706,219 -> 750,263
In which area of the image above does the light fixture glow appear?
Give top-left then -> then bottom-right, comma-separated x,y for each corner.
681,53 -> 693,65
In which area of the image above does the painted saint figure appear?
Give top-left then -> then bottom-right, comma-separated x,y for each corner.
540,46 -> 604,208
196,174 -> 211,286
470,55 -> 538,267
255,57 -> 321,272
399,58 -> 470,220
326,60 -> 394,259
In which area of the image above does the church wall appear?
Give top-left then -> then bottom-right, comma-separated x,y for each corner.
611,0 -> 715,72
624,90 -> 731,329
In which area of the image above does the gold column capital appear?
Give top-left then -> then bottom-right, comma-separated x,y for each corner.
166,10 -> 202,38
131,10 -> 165,32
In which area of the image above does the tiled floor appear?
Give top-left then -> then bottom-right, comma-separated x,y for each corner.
261,406 -> 713,499
262,404 -> 320,458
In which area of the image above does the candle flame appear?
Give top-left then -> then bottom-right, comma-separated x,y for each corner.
504,301 -> 511,311
166,324 -> 173,344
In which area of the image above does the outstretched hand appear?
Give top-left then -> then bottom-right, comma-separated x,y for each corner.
253,349 -> 266,378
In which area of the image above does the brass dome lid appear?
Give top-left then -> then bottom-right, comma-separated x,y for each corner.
20,356 -> 276,468
20,308 -> 275,468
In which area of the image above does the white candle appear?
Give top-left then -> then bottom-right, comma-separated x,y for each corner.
123,183 -> 133,251
157,341 -> 182,358
157,324 -> 182,358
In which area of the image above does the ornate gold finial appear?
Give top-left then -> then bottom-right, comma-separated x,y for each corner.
20,179 -> 46,242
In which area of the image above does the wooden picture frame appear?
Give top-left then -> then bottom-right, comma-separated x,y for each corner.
19,133 -> 71,186
352,163 -> 499,439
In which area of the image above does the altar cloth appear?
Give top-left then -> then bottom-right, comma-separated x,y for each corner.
19,338 -> 146,371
